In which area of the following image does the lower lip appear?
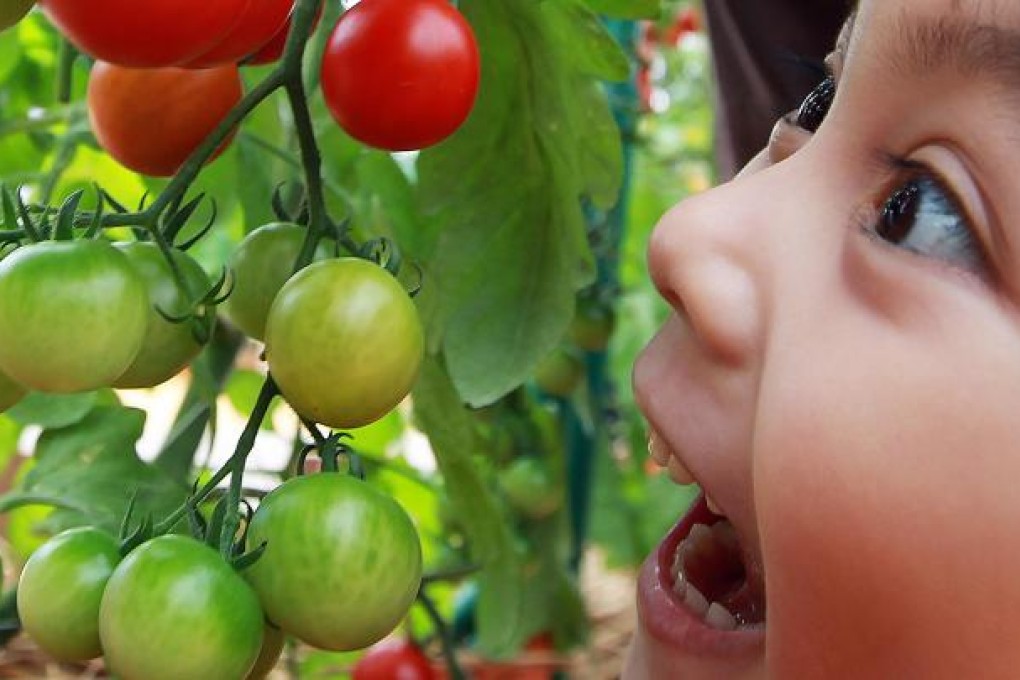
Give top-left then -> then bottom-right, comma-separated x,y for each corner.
636,494 -> 766,657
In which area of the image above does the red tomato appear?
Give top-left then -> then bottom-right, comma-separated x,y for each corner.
41,0 -> 250,67
245,4 -> 323,66
353,639 -> 435,680
320,0 -> 480,151
87,62 -> 243,177
188,0 -> 293,68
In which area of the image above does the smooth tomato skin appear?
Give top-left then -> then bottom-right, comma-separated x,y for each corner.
245,4 -> 323,66
223,223 -> 333,341
353,639 -> 436,680
17,527 -> 120,662
570,299 -> 616,352
533,347 -> 584,398
99,535 -> 263,680
40,0 -> 249,67
0,369 -> 25,412
245,473 -> 423,651
320,0 -> 480,151
188,0 -> 292,68
113,242 -> 214,388
264,258 -> 423,429
497,457 -> 563,520
87,62 -> 242,177
0,0 -> 35,32
0,241 -> 149,393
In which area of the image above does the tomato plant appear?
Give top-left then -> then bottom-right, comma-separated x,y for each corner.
17,527 -> 120,662
99,534 -> 263,680
320,0 -> 480,150
245,3 -> 323,65
247,623 -> 286,680
533,347 -> 584,398
187,0 -> 293,68
87,61 -> 242,177
498,457 -> 562,520
244,473 -> 423,651
0,0 -> 34,31
0,240 -> 149,393
223,222 -> 333,341
353,639 -> 436,680
40,0 -> 249,67
113,242 -> 214,389
570,298 -> 616,352
264,257 -> 423,429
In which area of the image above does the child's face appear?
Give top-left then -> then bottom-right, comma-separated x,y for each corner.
626,0 -> 1020,677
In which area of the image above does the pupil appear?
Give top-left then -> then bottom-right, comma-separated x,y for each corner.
796,76 -> 835,133
878,181 -> 920,244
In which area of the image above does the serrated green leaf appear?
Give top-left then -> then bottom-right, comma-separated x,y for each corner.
1,405 -> 188,535
412,358 -> 527,657
418,0 -> 625,406
4,390 -> 102,429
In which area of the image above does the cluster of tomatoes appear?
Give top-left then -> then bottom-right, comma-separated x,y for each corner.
18,471 -> 424,679
28,0 -> 480,177
0,238 -> 214,409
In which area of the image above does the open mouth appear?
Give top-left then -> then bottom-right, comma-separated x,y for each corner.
666,494 -> 765,630
637,493 -> 766,656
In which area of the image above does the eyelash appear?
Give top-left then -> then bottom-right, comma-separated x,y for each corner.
795,75 -> 836,132
863,157 -> 990,278
790,75 -> 990,280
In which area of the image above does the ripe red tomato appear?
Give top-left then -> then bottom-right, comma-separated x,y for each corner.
187,0 -> 293,68
353,639 -> 436,680
245,3 -> 323,66
41,0 -> 249,67
320,0 -> 480,151
87,61 -> 242,177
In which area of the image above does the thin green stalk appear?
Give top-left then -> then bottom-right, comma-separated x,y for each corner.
418,589 -> 468,680
155,378 -> 279,536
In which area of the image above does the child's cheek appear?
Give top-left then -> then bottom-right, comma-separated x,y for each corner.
756,351 -> 1020,677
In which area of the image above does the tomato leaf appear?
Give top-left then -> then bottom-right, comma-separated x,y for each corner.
0,405 -> 188,535
418,0 -> 625,406
4,390 -> 105,429
412,358 -> 528,657
582,0 -> 661,20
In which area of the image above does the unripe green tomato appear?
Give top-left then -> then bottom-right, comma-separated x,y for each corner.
0,369 -> 25,412
265,258 -> 424,429
0,240 -> 149,393
112,242 -> 214,388
570,298 -> 615,352
99,534 -> 263,680
246,622 -> 286,680
17,527 -> 121,662
497,457 -> 563,520
0,0 -> 34,32
534,346 -> 584,398
245,473 -> 423,651
223,223 -> 334,341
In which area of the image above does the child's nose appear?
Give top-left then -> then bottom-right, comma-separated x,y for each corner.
647,181 -> 768,369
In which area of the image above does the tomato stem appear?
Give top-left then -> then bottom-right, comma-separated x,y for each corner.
418,588 -> 469,680
154,377 -> 279,537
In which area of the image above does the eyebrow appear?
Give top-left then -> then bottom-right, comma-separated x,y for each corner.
879,11 -> 1020,97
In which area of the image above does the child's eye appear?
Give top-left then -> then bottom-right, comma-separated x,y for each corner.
795,76 -> 835,132
873,173 -> 987,274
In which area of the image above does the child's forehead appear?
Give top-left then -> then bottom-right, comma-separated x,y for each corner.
844,1 -> 1020,93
